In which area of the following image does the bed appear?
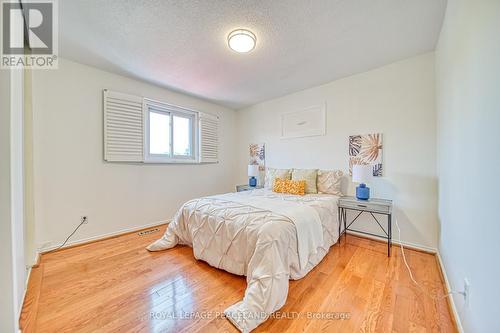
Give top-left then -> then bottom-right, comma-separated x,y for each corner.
147,188 -> 340,332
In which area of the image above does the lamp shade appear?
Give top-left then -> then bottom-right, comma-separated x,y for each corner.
352,164 -> 373,184
248,164 -> 259,177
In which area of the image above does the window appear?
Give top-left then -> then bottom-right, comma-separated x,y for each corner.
149,111 -> 170,155
145,100 -> 197,162
103,90 -> 218,164
173,115 -> 193,156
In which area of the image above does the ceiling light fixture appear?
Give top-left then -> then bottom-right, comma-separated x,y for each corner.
227,29 -> 256,53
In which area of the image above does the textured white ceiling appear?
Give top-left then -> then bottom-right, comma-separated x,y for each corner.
60,0 -> 446,109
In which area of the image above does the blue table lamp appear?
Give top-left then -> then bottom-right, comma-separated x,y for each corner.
352,164 -> 373,200
248,164 -> 259,187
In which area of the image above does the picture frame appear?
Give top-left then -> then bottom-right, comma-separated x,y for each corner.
280,104 -> 326,139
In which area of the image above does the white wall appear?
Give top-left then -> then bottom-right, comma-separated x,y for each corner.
24,68 -> 37,266
236,53 -> 438,250
10,67 -> 26,331
436,0 -> 500,331
0,68 -> 26,333
0,69 -> 16,333
32,58 -> 237,250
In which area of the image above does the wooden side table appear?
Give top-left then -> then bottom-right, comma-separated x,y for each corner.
338,196 -> 393,256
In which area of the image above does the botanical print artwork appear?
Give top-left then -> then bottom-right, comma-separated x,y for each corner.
349,133 -> 383,176
249,143 -> 265,171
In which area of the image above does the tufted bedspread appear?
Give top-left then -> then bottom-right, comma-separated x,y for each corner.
147,189 -> 340,332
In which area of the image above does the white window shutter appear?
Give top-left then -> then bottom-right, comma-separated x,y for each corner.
103,90 -> 144,162
199,112 -> 219,163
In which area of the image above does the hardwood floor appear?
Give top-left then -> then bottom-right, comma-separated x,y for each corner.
22,225 -> 457,332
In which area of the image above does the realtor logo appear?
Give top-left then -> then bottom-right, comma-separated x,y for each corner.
1,0 -> 58,68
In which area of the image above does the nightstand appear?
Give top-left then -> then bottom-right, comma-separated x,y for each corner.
338,196 -> 393,256
236,184 -> 263,192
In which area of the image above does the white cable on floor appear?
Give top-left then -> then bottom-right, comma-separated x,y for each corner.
394,217 -> 463,300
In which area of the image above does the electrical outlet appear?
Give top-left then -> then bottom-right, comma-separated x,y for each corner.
81,216 -> 88,224
463,278 -> 470,306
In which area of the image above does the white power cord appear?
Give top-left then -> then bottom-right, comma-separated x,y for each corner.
54,216 -> 87,250
394,217 -> 464,300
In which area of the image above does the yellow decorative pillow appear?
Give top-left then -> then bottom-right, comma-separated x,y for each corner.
285,179 -> 306,195
273,178 -> 306,195
272,177 -> 288,193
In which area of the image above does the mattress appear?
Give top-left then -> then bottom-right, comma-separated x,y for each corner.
147,189 -> 340,332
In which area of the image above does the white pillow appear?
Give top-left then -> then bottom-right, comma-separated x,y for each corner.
291,169 -> 319,194
264,168 -> 291,189
317,169 -> 344,195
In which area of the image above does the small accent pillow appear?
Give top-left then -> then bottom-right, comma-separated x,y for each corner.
285,179 -> 306,195
272,178 -> 306,195
272,177 -> 288,193
265,168 -> 291,189
317,169 -> 344,195
291,169 -> 318,194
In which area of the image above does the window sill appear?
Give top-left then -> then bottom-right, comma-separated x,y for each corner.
144,159 -> 199,164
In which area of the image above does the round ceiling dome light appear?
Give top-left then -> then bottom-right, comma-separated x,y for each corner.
227,29 -> 256,53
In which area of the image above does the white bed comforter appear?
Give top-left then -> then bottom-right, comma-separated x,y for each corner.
147,189 -> 340,332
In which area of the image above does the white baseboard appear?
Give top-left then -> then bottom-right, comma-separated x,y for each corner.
34,251 -> 40,266
38,220 -> 169,253
436,252 -> 464,333
345,230 -> 438,253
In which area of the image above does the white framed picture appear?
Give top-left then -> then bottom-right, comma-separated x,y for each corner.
280,104 -> 326,139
